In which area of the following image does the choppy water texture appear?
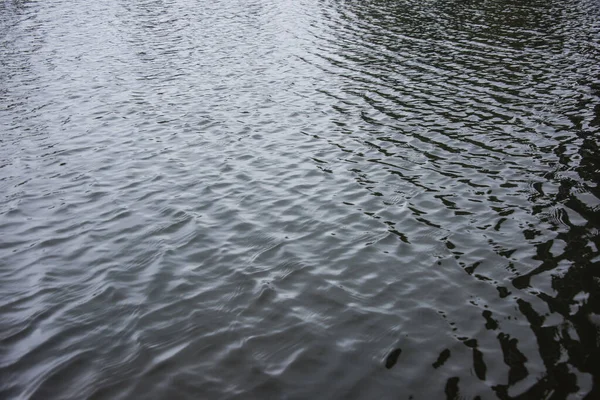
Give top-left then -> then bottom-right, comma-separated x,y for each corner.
1,0 -> 600,398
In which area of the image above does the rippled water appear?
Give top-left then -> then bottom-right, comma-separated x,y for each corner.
1,0 -> 600,398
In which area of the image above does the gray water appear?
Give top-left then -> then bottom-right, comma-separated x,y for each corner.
1,0 -> 600,398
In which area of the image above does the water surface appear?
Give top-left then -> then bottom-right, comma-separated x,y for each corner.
1,0 -> 600,398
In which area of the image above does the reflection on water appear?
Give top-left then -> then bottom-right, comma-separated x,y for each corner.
1,0 -> 599,398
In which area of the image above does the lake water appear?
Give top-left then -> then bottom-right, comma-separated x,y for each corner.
1,0 -> 600,398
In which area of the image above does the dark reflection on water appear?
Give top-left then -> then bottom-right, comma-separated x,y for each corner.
1,0 -> 599,398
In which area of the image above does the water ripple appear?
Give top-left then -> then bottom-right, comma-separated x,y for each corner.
1,0 -> 600,398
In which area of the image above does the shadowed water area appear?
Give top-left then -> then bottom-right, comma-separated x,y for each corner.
1,0 -> 600,398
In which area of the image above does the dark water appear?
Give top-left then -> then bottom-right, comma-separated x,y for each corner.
1,0 -> 600,398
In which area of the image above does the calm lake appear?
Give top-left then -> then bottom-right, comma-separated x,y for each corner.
1,0 -> 600,398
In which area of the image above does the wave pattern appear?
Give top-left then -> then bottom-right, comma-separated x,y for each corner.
1,0 -> 600,398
